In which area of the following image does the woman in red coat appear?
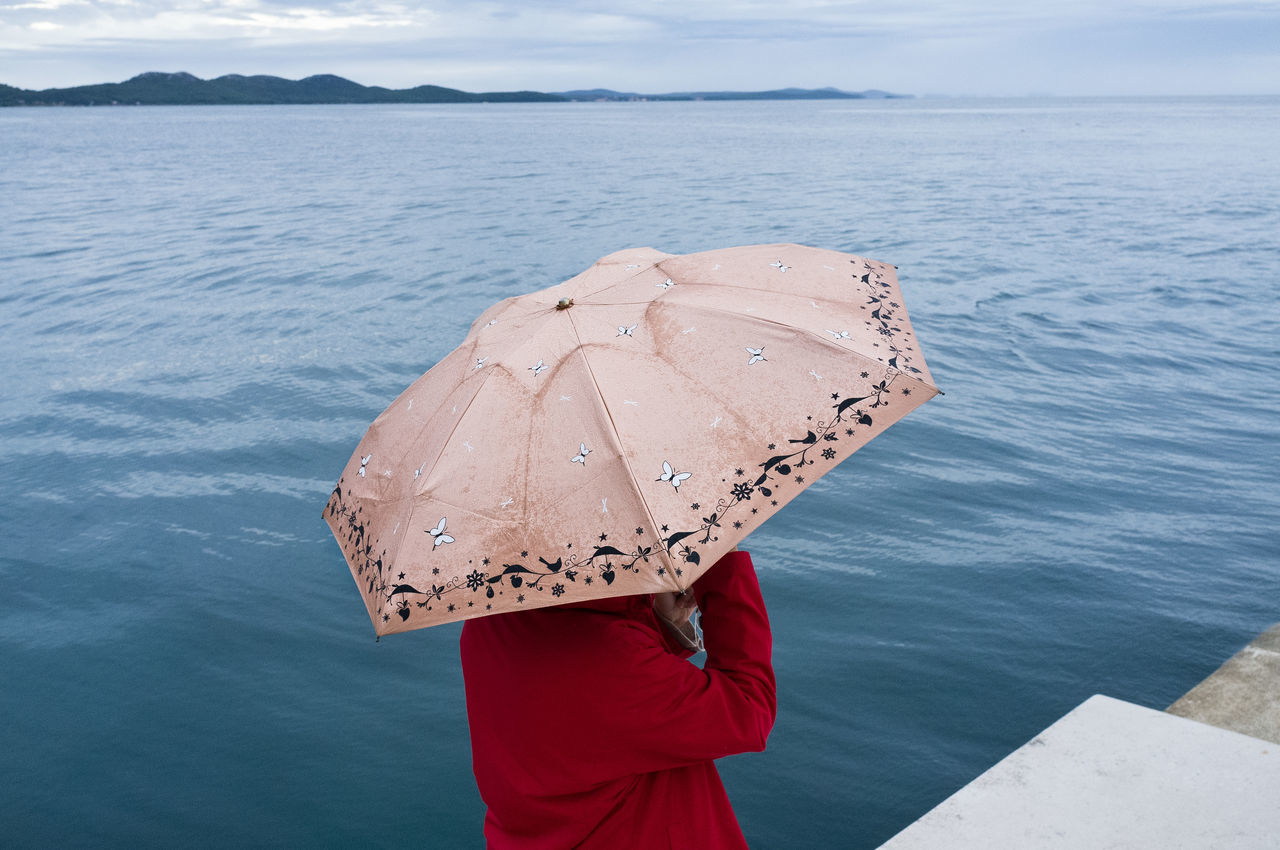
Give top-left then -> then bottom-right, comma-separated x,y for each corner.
460,550 -> 776,848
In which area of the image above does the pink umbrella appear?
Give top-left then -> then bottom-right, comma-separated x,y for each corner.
324,243 -> 940,636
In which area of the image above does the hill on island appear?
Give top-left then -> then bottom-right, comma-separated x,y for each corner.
0,72 -> 909,107
0,72 -> 565,106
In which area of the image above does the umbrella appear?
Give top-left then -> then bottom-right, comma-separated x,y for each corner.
324,243 -> 939,636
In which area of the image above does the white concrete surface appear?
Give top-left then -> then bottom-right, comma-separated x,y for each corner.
879,694 -> 1280,849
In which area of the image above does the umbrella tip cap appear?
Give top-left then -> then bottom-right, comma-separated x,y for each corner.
556,297 -> 574,310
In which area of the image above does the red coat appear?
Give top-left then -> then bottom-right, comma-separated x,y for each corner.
460,551 -> 776,848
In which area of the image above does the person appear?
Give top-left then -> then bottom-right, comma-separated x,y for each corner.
460,549 -> 776,848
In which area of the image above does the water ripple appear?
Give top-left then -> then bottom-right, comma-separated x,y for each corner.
2,97 -> 1278,848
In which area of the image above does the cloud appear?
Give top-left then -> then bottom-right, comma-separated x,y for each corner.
2,0 -> 425,44
7,0 -> 1274,47
1,0 -> 1278,93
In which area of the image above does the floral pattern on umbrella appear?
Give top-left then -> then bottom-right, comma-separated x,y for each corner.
323,243 -> 940,636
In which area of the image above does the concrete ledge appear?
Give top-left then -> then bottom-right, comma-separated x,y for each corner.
879,695 -> 1280,849
1167,622 -> 1280,745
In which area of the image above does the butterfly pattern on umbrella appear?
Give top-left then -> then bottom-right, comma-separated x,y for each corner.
657,461 -> 691,490
323,376 -> 900,626
323,248 -> 937,633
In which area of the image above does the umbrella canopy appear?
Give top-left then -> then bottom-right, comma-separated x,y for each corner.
324,243 -> 939,636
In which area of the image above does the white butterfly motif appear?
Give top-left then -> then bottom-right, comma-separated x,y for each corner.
826,329 -> 851,340
427,517 -> 454,548
358,454 -> 371,477
571,442 -> 591,465
657,461 -> 692,490
745,346 -> 767,365
474,357 -> 487,369
625,264 -> 640,270
529,359 -> 548,376
770,260 -> 790,272
656,278 -> 675,289
485,319 -> 498,328
617,324 -> 637,337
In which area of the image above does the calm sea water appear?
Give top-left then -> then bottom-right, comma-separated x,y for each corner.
2,97 -> 1278,847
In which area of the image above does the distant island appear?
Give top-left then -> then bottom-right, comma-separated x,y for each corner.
0,72 -> 909,107
557,87 -> 907,102
0,72 -> 561,107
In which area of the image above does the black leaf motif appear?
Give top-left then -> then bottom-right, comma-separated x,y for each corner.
335,373 -> 917,624
760,454 -> 791,472
833,396 -> 870,420
665,530 -> 697,552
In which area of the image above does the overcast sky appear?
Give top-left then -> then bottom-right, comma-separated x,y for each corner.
2,0 -> 1278,95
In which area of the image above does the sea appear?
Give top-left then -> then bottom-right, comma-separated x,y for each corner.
2,96 -> 1278,848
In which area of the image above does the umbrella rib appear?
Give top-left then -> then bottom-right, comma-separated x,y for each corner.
660,295 -> 940,393
376,367 -> 517,625
564,309 -> 684,591
650,268 -> 850,306
574,263 -> 662,303
398,363 -> 501,513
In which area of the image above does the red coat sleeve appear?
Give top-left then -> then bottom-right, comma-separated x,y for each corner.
546,550 -> 776,783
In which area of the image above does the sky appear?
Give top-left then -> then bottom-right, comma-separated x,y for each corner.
1,0 -> 1278,96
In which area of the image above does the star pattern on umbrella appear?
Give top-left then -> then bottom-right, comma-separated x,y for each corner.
324,245 -> 936,635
